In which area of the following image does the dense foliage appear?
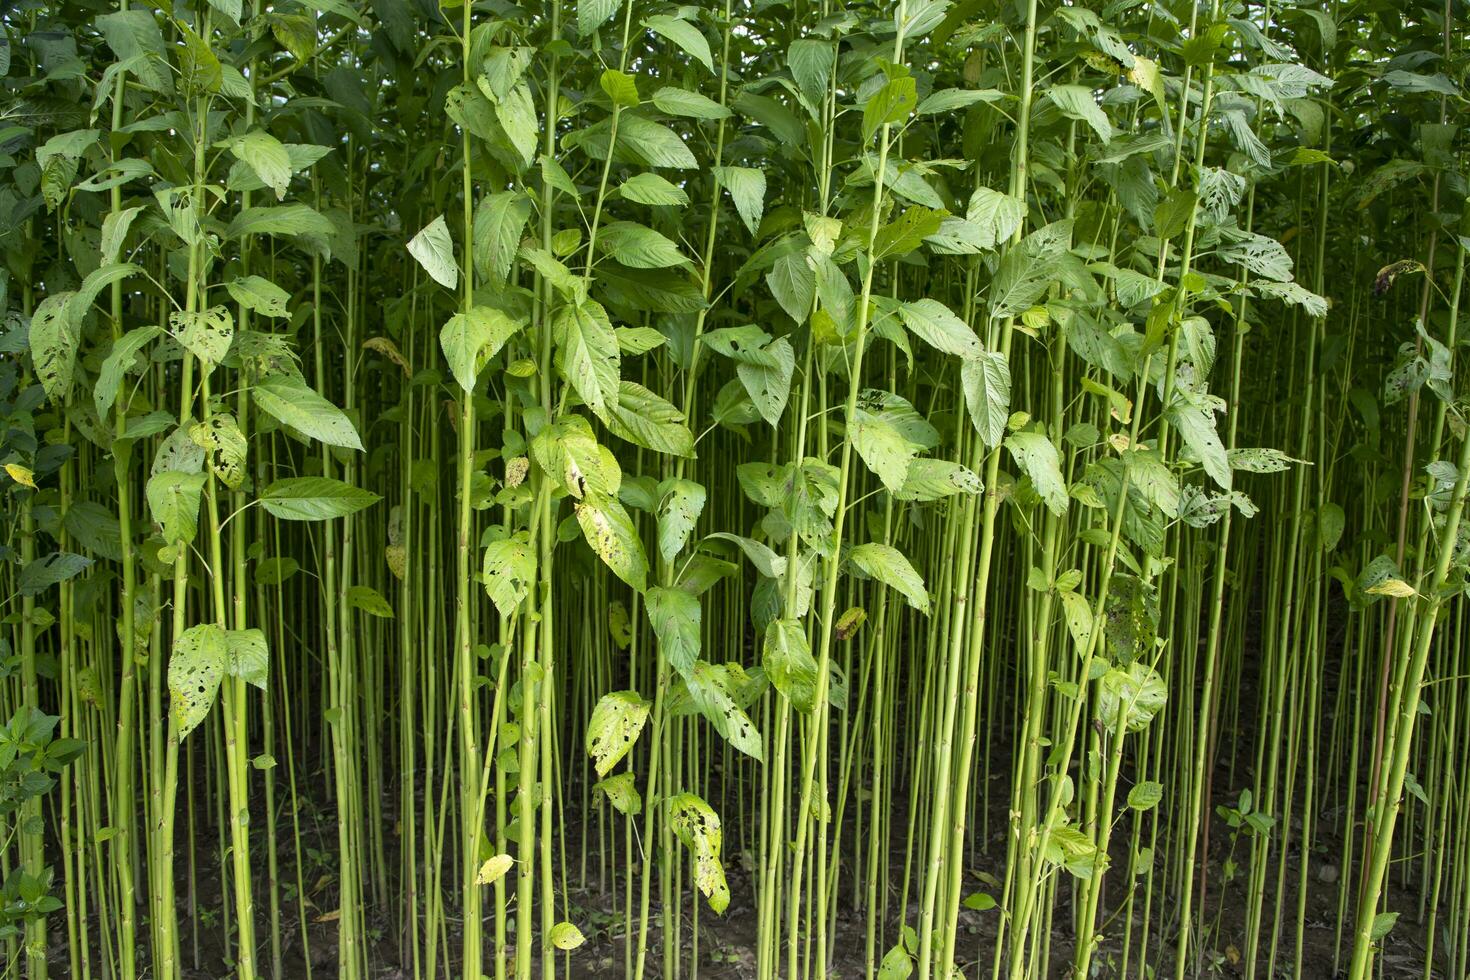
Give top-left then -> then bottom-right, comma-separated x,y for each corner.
0,0 -> 1468,978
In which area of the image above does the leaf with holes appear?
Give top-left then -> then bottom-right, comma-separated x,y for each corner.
586,690 -> 651,778
575,492 -> 648,593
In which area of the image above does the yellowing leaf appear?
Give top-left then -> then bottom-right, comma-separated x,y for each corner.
476,854 -> 514,885
6,463 -> 37,488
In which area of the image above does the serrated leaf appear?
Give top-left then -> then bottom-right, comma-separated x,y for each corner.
763,618 -> 818,711
575,492 -> 648,593
849,407 -> 915,494
714,166 -> 765,235
476,854 -> 514,885
554,301 -> 621,416
440,306 -> 523,392
259,477 -> 380,521
254,375 -> 364,450
1005,431 -> 1068,515
230,130 -> 291,200
657,479 -> 706,562
586,690 -> 650,777
483,536 -> 536,617
645,14 -> 713,72
899,299 -> 981,358
646,586 -> 700,677
603,381 -> 695,457
408,214 -> 458,290
226,276 -> 291,318
848,543 -> 930,613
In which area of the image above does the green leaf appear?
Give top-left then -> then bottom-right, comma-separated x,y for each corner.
259,477 -> 381,521
95,325 -> 160,418
29,292 -> 79,402
223,629 -> 269,689
603,381 -> 696,457
346,584 -> 394,618
966,187 -> 1026,250
618,172 -> 690,207
899,299 -> 981,358
787,39 -> 835,98
577,112 -> 700,167
863,75 -> 918,142
474,191 -> 533,284
229,130 -> 292,200
600,68 -> 641,108
646,586 -> 701,677
1005,431 -> 1068,515
408,214 -> 458,290
586,690 -> 650,777
960,351 -> 1012,449
763,618 -> 818,711
178,23 -> 222,97
498,84 -> 541,166
704,327 -> 795,427
657,478 -> 706,562
226,275 -> 291,318
849,407 -> 915,494
644,15 -> 713,72
255,557 -> 299,585
1153,188 -> 1198,240
18,553 -> 93,596
555,301 -> 622,417
874,206 -> 947,259
483,535 -> 536,617
440,306 -> 524,392
1369,911 -> 1398,941
600,220 -> 687,268
227,204 -> 335,242
916,87 -> 1005,114
848,543 -> 930,613
253,375 -> 364,450
713,166 -> 766,235
650,87 -> 731,121
96,9 -> 173,94
100,205 -> 144,265
1169,398 -> 1231,490
575,492 -> 648,593
1127,781 -> 1164,810
147,471 -> 207,546
766,252 -> 815,323
578,0 -> 621,35
1047,84 -> 1114,142
990,221 -> 1071,319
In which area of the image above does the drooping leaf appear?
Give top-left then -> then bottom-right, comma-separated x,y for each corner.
1005,430 -> 1068,515
646,586 -> 701,677
763,618 -> 818,711
575,492 -> 648,593
407,214 -> 458,290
